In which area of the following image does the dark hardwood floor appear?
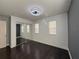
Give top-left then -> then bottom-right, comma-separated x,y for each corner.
0,40 -> 70,59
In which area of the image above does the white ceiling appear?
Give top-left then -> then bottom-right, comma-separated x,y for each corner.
0,0 -> 71,20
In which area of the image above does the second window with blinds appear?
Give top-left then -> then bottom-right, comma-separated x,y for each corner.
35,24 -> 39,33
48,21 -> 56,35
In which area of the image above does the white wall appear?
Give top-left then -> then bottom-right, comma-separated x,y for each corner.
10,13 -> 68,50
31,13 -> 68,50
11,16 -> 32,48
57,13 -> 68,50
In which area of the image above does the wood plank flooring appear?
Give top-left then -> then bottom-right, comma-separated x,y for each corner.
0,40 -> 70,59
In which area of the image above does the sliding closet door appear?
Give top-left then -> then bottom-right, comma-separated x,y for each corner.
0,21 -> 6,48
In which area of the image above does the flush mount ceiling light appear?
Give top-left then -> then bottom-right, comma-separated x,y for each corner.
28,5 -> 44,16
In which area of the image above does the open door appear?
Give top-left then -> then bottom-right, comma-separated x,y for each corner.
0,21 -> 6,48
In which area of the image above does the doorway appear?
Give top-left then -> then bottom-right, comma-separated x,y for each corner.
0,21 -> 6,48
16,24 -> 21,45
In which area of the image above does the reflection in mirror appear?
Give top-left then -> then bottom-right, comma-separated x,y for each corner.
16,24 -> 31,45
26,25 -> 30,33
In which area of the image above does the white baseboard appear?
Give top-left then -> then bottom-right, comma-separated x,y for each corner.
68,49 -> 72,59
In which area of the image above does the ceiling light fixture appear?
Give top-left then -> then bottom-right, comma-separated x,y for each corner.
28,5 -> 44,16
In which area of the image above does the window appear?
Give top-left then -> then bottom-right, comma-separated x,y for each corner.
35,24 -> 39,33
49,21 -> 56,34
21,24 -> 25,33
26,25 -> 30,33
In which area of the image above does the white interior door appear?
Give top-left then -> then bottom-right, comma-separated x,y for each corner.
0,21 -> 6,48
